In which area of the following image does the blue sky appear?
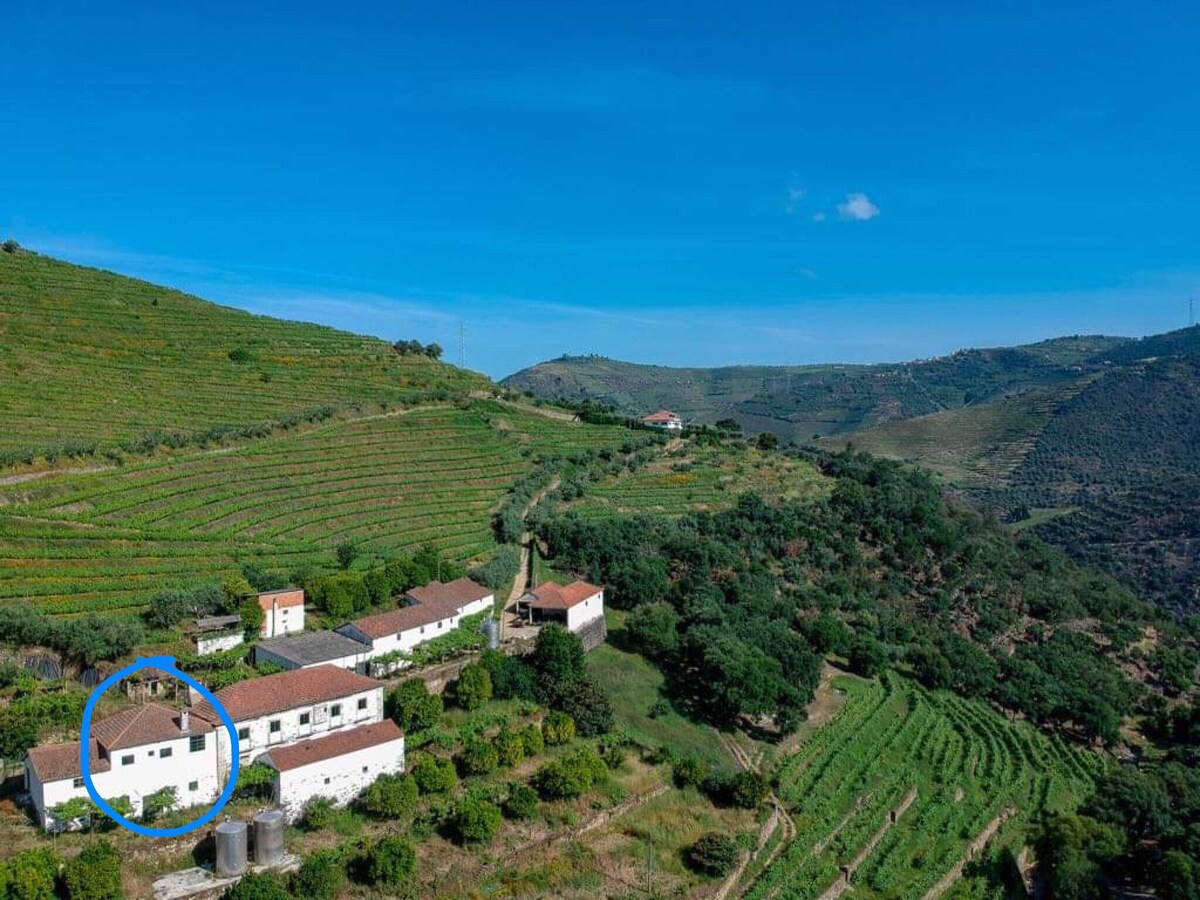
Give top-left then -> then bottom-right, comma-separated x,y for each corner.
3,1 -> 1198,377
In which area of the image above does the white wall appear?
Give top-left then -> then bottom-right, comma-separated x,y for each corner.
196,632 -> 244,656
216,686 -> 384,771
567,591 -> 605,632
262,601 -> 304,638
457,594 -> 495,618
272,736 -> 405,821
253,645 -> 366,672
337,610 -> 461,662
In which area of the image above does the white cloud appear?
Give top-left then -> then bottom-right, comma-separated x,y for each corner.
836,193 -> 881,221
812,211 -> 827,222
785,186 -> 806,215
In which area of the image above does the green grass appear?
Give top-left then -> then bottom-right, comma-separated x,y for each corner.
0,403 -> 634,614
747,671 -> 1106,899
0,251 -> 489,464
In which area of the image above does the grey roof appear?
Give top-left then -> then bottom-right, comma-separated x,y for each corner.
191,615 -> 242,634
254,630 -> 367,667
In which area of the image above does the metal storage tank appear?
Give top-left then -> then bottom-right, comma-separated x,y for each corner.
253,810 -> 285,866
215,821 -> 248,877
481,617 -> 501,650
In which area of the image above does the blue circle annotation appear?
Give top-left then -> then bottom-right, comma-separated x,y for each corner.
79,655 -> 241,837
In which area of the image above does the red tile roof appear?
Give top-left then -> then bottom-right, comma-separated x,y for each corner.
192,666 -> 380,724
257,588 -> 305,611
525,580 -> 603,611
642,410 -> 680,423
26,739 -> 110,784
341,601 -> 459,640
404,577 -> 492,608
90,702 -> 213,750
263,720 -> 403,773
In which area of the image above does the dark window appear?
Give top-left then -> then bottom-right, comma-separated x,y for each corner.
357,698 -> 367,710
323,777 -> 330,785
121,754 -> 134,766
72,777 -> 84,788
362,766 -> 368,773
269,720 -> 281,733
238,727 -> 250,740
188,781 -> 198,792
330,704 -> 342,717
160,747 -> 173,759
299,713 -> 310,726
189,734 -> 205,753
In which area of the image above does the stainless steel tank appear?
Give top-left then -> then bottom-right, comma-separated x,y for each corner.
215,821 -> 248,877
481,616 -> 501,650
253,810 -> 285,866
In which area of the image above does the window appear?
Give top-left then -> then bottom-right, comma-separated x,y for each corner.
160,747 -> 173,759
323,777 -> 330,785
121,754 -> 134,766
188,781 -> 198,792
269,720 -> 281,733
189,734 -> 205,752
362,766 -> 368,773
420,626 -> 425,635
357,698 -> 367,711
330,704 -> 341,718
299,712 -> 310,726
147,750 -> 155,757
238,727 -> 250,741
72,777 -> 84,788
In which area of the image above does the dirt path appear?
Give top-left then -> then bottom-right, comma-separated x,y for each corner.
921,807 -> 1015,900
501,475 -> 560,638
817,787 -> 919,900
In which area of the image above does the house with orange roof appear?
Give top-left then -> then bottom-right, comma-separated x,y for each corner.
642,409 -> 683,430
516,580 -> 605,633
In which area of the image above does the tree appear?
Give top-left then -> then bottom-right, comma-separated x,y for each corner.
554,678 -> 614,737
450,796 -> 503,845
411,755 -> 458,794
531,625 -> 587,704
142,786 -> 178,821
1,239 -> 20,254
531,747 -> 607,800
301,796 -> 336,831
6,848 -> 59,900
503,783 -> 539,820
364,836 -> 417,888
482,650 -> 536,701
457,737 -> 500,776
424,342 -> 444,360
62,840 -> 123,900
624,602 -> 680,659
361,772 -> 418,819
756,432 -> 779,451
386,679 -> 443,733
238,597 -> 264,638
494,729 -> 525,768
220,574 -> 255,612
222,872 -> 290,900
1159,851 -> 1198,900
290,850 -> 345,900
686,832 -> 740,876
521,722 -> 544,755
714,418 -> 742,434
541,711 -> 575,746
145,589 -> 199,630
335,541 -> 360,570
848,634 -> 888,677
451,663 -> 493,711
0,710 -> 39,770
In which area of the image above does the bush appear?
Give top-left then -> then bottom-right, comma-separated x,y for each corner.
222,872 -> 289,900
470,545 -> 521,591
450,796 -> 503,845
704,770 -> 769,809
482,650 -> 536,701
542,711 -> 576,746
673,756 -> 707,789
364,836 -> 417,888
457,737 -> 500,776
503,782 -> 539,820
62,840 -> 122,899
494,728 -> 525,768
290,850 -> 345,900
361,772 -> 418,819
554,678 -> 614,737
451,663 -> 493,711
532,747 -> 607,800
686,832 -> 740,876
412,755 -> 458,794
521,722 -> 545,755
5,848 -> 59,900
301,796 -> 337,831
386,679 -> 443,733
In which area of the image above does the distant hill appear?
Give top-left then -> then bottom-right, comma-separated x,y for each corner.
0,249 -> 488,466
506,327 -> 1200,611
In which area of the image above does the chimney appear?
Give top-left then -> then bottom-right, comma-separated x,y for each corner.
180,708 -> 190,733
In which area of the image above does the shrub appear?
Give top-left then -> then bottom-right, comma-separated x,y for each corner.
6,848 -> 59,900
457,737 -> 499,776
222,871 -> 289,899
290,850 -> 345,900
361,772 -> 418,819
532,747 -> 607,800
482,650 -> 536,701
554,678 -> 613,737
503,783 -> 539,820
301,796 -> 337,831
386,679 -> 443,733
494,729 -> 525,768
704,770 -> 769,809
450,796 -> 503,845
542,711 -> 576,746
62,840 -> 122,899
673,756 -> 707,789
451,663 -> 493,711
686,832 -> 740,876
412,755 -> 458,794
364,836 -> 416,888
521,722 -> 545,755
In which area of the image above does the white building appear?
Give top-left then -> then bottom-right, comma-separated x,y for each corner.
262,720 -> 405,820
190,615 -> 245,656
25,704 -> 220,829
642,409 -> 683,430
257,588 -> 305,639
253,630 -> 369,672
404,578 -> 495,619
517,581 -> 605,633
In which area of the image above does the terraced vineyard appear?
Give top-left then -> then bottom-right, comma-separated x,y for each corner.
747,672 -> 1105,900
572,445 -> 831,519
0,403 -> 634,614
0,251 -> 487,462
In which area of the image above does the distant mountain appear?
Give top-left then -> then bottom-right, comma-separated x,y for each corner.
505,326 -> 1200,611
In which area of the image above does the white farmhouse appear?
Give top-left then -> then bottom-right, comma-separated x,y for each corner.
25,704 -> 219,829
262,720 -> 405,820
517,581 -> 605,633
253,630 -> 369,672
641,409 -> 683,430
257,588 -> 305,639
335,601 -> 462,662
403,578 -> 495,619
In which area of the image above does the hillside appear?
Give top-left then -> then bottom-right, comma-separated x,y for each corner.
0,249 -> 488,467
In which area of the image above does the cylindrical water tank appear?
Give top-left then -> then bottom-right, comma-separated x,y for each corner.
215,821 -> 248,877
481,617 -> 501,650
253,810 -> 285,866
